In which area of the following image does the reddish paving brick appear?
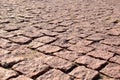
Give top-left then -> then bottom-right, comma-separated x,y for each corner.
12,57 -> 50,77
0,48 -> 10,56
9,75 -> 33,80
69,46 -> 94,54
110,55 -> 120,64
0,38 -> 11,48
86,33 -> 104,41
87,50 -> 114,60
34,36 -> 56,44
0,56 -> 24,68
9,35 -> 31,44
28,40 -> 44,49
37,45 -> 61,53
100,63 -> 120,79
3,24 -> 20,31
69,66 -> 98,80
90,43 -> 114,51
101,36 -> 120,46
107,27 -> 120,36
54,50 -> 79,61
75,55 -> 106,69
44,56 -> 75,72
0,67 -> 18,80
21,26 -> 43,38
0,0 -> 120,79
36,69 -> 72,80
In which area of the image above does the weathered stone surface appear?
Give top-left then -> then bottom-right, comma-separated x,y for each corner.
69,66 -> 98,80
36,69 -> 72,80
44,56 -> 75,71
9,35 -> 31,44
9,75 -> 33,80
75,55 -> 106,69
110,55 -> 120,64
0,67 -> 18,80
0,48 -> 10,56
100,63 -> 120,79
37,45 -> 61,53
0,56 -> 25,68
54,50 -> 79,61
86,33 -> 104,41
87,50 -> 114,60
0,0 -> 120,79
12,58 -> 50,77
34,36 -> 56,44
69,46 -> 94,54
101,36 -> 120,46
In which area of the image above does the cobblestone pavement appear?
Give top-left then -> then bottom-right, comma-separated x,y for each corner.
0,0 -> 120,80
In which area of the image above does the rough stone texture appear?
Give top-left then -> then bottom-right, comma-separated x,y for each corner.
100,63 -> 120,79
75,55 -> 106,69
110,55 -> 120,64
0,0 -> 120,80
9,35 -> 31,44
0,67 -> 18,80
37,45 -> 61,53
12,57 -> 50,77
69,66 -> 98,80
87,50 -> 114,60
44,56 -> 75,72
36,69 -> 72,80
54,50 -> 79,61
9,75 -> 33,80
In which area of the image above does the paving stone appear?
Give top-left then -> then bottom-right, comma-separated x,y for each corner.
107,27 -> 120,36
39,29 -> 58,37
0,56 -> 25,68
0,0 -> 120,79
0,38 -> 11,48
11,46 -> 34,56
0,48 -> 10,57
101,36 -> 120,46
86,33 -> 104,41
37,45 -> 61,53
28,39 -> 44,49
9,35 -> 31,44
75,39 -> 93,46
52,38 -> 72,48
3,24 -> 20,31
13,57 -> 50,77
100,63 -> 120,79
52,26 -> 67,33
69,46 -> 94,54
69,66 -> 98,80
87,50 -> 114,60
21,26 -> 43,38
54,50 -> 79,61
9,75 -> 33,80
90,43 -> 114,51
36,69 -> 72,80
110,55 -> 120,64
0,67 -> 18,80
75,55 -> 106,69
44,56 -> 75,72
34,36 -> 56,44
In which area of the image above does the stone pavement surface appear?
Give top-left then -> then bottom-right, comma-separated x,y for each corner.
0,0 -> 120,80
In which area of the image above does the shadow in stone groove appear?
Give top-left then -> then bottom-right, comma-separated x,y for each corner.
92,74 -> 101,80
62,65 -> 77,74
7,70 -> 23,80
31,67 -> 52,80
96,62 -> 108,71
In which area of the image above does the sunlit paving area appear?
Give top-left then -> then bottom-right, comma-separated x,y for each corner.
0,0 -> 120,80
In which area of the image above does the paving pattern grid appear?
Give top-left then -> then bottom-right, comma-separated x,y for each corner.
0,0 -> 120,80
